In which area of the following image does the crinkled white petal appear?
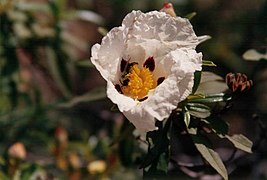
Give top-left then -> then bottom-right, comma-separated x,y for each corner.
122,10 -> 199,48
106,81 -> 136,111
123,104 -> 158,132
107,81 -> 158,131
91,26 -> 127,82
143,49 -> 202,121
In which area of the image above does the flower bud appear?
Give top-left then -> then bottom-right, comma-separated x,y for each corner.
87,160 -> 107,174
68,152 -> 82,170
225,73 -> 253,93
8,142 -> 26,160
55,127 -> 68,144
160,3 -> 177,17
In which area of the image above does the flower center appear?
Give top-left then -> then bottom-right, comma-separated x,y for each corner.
122,64 -> 155,100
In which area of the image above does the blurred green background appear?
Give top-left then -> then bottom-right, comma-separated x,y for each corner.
0,0 -> 267,179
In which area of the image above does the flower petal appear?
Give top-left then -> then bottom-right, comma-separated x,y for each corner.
144,49 -> 202,120
107,82 -> 157,132
91,26 -> 127,82
123,10 -> 198,48
123,105 -> 158,132
106,81 -> 136,112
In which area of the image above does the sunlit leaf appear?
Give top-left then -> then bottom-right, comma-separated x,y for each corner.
243,49 -> 267,61
187,103 -> 211,118
198,35 -> 212,44
185,12 -> 197,20
196,72 -> 228,94
98,27 -> 108,36
77,10 -> 105,25
16,2 -> 50,12
187,93 -> 232,103
183,106 -> 191,128
193,136 -> 228,180
202,60 -> 217,67
224,134 -> 253,153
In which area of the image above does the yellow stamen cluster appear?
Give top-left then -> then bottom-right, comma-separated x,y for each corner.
122,64 -> 155,100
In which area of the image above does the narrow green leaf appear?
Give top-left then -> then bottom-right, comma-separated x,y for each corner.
187,93 -> 232,103
140,120 -> 171,169
198,35 -> 212,44
46,47 -> 72,98
58,87 -> 106,108
98,27 -> 108,36
202,60 -> 217,67
183,106 -> 197,134
75,60 -> 95,68
157,152 -> 169,173
187,103 -> 211,118
183,106 -> 191,128
192,71 -> 202,94
194,143 -> 228,180
185,12 -> 197,20
224,134 -> 253,153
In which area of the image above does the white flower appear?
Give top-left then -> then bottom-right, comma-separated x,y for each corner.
91,10 -> 202,132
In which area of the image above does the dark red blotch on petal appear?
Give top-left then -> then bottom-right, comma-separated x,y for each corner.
157,77 -> 165,86
115,84 -> 123,94
143,56 -> 155,71
120,59 -> 127,72
139,97 -> 148,102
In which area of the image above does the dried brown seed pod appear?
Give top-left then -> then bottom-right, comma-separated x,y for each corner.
225,73 -> 253,93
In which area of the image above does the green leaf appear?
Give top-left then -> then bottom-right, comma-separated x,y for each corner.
192,136 -> 228,180
98,27 -> 108,36
57,87 -> 106,108
187,103 -> 211,118
224,134 -> 253,153
0,156 -> 5,165
243,49 -> 267,61
183,106 -> 191,128
202,60 -> 217,67
187,93 -> 232,103
0,171 -> 8,180
185,12 -> 197,20
46,47 -> 72,98
75,60 -> 95,68
183,106 -> 197,135
207,115 -> 229,135
198,35 -> 212,44
196,72 -> 228,94
192,71 -> 202,94
140,120 -> 171,170
20,164 -> 39,180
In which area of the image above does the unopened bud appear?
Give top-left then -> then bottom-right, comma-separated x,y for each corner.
225,73 -> 253,93
55,127 -> 68,144
8,142 -> 26,160
87,160 -> 107,174
160,3 -> 177,17
68,152 -> 82,170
